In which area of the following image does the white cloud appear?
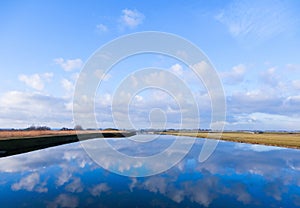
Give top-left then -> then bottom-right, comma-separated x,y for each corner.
65,177 -> 83,193
167,63 -> 208,90
221,64 -> 246,85
48,194 -> 79,208
61,73 -> 80,97
19,73 -> 53,91
134,175 -> 220,207
230,90 -> 279,110
143,177 -> 167,194
228,112 -> 300,130
0,142 -> 94,174
54,58 -> 83,72
56,170 -> 72,186
19,74 -> 43,90
11,172 -> 47,193
134,95 -> 143,102
120,9 -> 144,28
0,91 -> 73,128
170,63 -> 183,75
286,95 -> 300,104
89,183 -> 110,196
235,143 -> 281,152
96,23 -> 108,32
61,78 -> 74,92
106,69 -> 202,129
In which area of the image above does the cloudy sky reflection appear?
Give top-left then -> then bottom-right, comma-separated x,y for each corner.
0,135 -> 300,207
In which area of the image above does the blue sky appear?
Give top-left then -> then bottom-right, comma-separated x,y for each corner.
1,0 -> 300,130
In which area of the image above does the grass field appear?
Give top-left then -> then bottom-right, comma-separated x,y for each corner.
160,131 -> 300,149
0,130 -> 131,140
0,130 -> 75,139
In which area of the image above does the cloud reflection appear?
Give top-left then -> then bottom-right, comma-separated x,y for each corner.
12,172 -> 48,193
0,136 -> 300,207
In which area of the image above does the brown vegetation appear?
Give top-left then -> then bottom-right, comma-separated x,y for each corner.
160,131 -> 300,149
0,129 -> 130,140
0,130 -> 72,139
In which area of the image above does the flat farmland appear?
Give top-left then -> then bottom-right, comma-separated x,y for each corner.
160,131 -> 300,149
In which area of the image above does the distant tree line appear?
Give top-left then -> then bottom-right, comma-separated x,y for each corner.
0,125 -> 122,131
24,125 -> 51,131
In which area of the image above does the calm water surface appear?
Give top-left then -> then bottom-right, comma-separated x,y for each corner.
1,135 -> 300,207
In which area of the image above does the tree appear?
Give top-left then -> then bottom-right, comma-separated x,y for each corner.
36,126 -> 51,131
74,125 -> 83,130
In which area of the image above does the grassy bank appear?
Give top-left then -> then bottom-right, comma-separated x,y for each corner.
0,130 -> 135,157
160,131 -> 300,149
0,130 -> 134,140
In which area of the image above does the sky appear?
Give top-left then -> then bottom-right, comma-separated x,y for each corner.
1,0 -> 300,130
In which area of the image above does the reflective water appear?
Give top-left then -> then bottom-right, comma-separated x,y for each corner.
1,135 -> 300,207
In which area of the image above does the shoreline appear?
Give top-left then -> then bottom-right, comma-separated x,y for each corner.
1,130 -> 300,158
159,131 -> 300,150
0,130 -> 135,157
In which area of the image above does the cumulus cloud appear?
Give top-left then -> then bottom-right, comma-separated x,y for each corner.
221,64 -> 246,85
89,183 -> 110,196
226,112 -> 300,130
54,58 -> 83,71
56,168 -> 73,186
19,73 -> 53,91
48,194 -> 79,208
106,69 -> 201,129
224,62 -> 300,130
0,91 -> 72,128
65,177 -> 84,193
0,142 -> 93,174
142,177 -> 167,194
132,174 -> 233,207
170,63 -> 183,76
235,143 -> 281,152
286,95 -> 300,105
61,78 -> 74,92
120,9 -> 144,28
11,172 -> 47,193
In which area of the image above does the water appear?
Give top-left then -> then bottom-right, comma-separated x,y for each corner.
1,135 -> 300,207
